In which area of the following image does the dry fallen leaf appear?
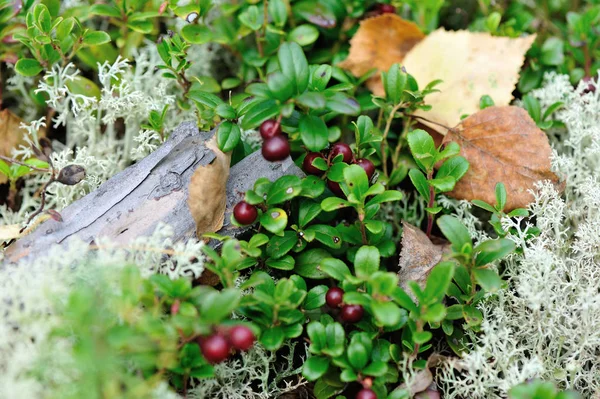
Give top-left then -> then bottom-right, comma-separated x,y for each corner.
402,29 -> 535,133
338,14 -> 424,94
443,106 -> 560,210
0,109 -> 45,184
0,224 -> 22,242
187,135 -> 231,237
398,221 -> 450,294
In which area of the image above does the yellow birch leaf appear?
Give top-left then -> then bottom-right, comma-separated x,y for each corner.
403,29 -> 536,134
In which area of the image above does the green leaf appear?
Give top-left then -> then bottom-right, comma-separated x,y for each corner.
325,92 -> 360,115
266,255 -> 295,270
268,0 -> 288,27
181,24 -> 212,44
343,164 -> 369,203
354,245 -> 380,280
300,175 -> 326,198
288,24 -> 319,46
474,238 -> 516,266
65,76 -> 101,99
56,17 -> 75,41
260,208 -> 288,235
267,175 -> 303,205
422,302 -> 447,323
261,326 -> 285,350
313,378 -> 342,399
296,91 -> 326,109
347,342 -> 368,370
293,1 -> 337,28
238,5 -> 263,30
127,20 -> 153,33
540,37 -> 564,66
278,41 -> 309,95
311,65 -> 332,91
90,4 -> 121,18
216,121 -> 241,152
479,94 -> 495,109
267,230 -> 298,258
240,99 -> 280,129
299,199 -> 322,227
302,356 -> 330,381
36,4 -> 51,32
320,258 -> 351,281
407,129 -> 437,171
200,288 -> 240,323
362,361 -> 388,377
495,182 -> 507,211
382,63 -> 407,104
408,169 -> 430,203
471,199 -> 496,213
437,215 -> 472,254
522,94 -> 541,123
15,59 -> 43,77
473,268 -> 502,292
305,224 -> 342,249
304,285 -> 328,310
82,31 -> 111,46
294,248 -> 329,279
412,331 -> 432,345
267,70 -> 295,101
321,197 -> 351,212
0,160 -> 10,177
436,156 -> 469,183
372,301 -> 404,327
322,322 -> 345,357
429,176 -> 456,192
187,90 -> 224,109
299,114 -> 328,151
423,261 -> 455,305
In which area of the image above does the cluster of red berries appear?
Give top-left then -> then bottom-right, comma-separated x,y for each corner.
326,286 -> 364,323
260,119 -> 290,162
199,325 -> 256,364
303,143 -> 375,197
375,3 -> 396,14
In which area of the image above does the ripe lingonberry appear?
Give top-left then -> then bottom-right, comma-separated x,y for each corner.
341,304 -> 364,323
233,201 -> 258,225
356,388 -> 377,399
325,287 -> 344,308
259,119 -> 281,139
200,334 -> 231,364
228,325 -> 256,351
262,136 -> 290,162
377,3 -> 396,14
303,152 -> 325,175
330,143 -> 353,163
355,158 -> 375,179
327,179 -> 344,197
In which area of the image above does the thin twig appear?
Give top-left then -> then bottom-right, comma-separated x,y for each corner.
0,155 -> 51,172
405,113 -> 452,131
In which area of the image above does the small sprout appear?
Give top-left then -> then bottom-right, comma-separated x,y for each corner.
56,165 -> 86,185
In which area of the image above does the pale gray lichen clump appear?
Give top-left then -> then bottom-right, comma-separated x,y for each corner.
439,73 -> 600,398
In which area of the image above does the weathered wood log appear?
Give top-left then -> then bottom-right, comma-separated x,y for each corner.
5,122 -> 304,263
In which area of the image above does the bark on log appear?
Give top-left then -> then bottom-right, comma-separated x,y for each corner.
4,122 -> 304,263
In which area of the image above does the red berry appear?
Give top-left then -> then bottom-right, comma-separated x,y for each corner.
262,135 -> 290,162
228,325 -> 256,351
200,334 -> 231,364
330,143 -> 353,163
377,3 -> 396,13
303,152 -> 325,175
327,179 -> 344,197
356,388 -> 377,399
582,76 -> 596,94
259,119 -> 281,139
325,287 -> 344,308
341,304 -> 364,323
355,158 -> 375,180
233,201 -> 258,225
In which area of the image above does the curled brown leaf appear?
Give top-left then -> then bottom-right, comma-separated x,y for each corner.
442,106 -> 561,210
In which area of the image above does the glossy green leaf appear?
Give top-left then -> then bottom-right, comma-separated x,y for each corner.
15,58 -> 43,76
260,208 -> 288,235
216,121 -> 241,152
299,114 -> 328,151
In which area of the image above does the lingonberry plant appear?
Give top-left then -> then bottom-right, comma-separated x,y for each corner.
2,1 -> 586,398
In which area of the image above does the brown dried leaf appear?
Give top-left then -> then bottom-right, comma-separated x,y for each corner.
398,221 -> 450,293
338,14 -> 425,94
0,109 -> 45,184
187,136 -> 231,237
402,29 -> 535,134
443,106 -> 560,210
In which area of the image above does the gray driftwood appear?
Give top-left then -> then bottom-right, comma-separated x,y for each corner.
5,122 -> 303,263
